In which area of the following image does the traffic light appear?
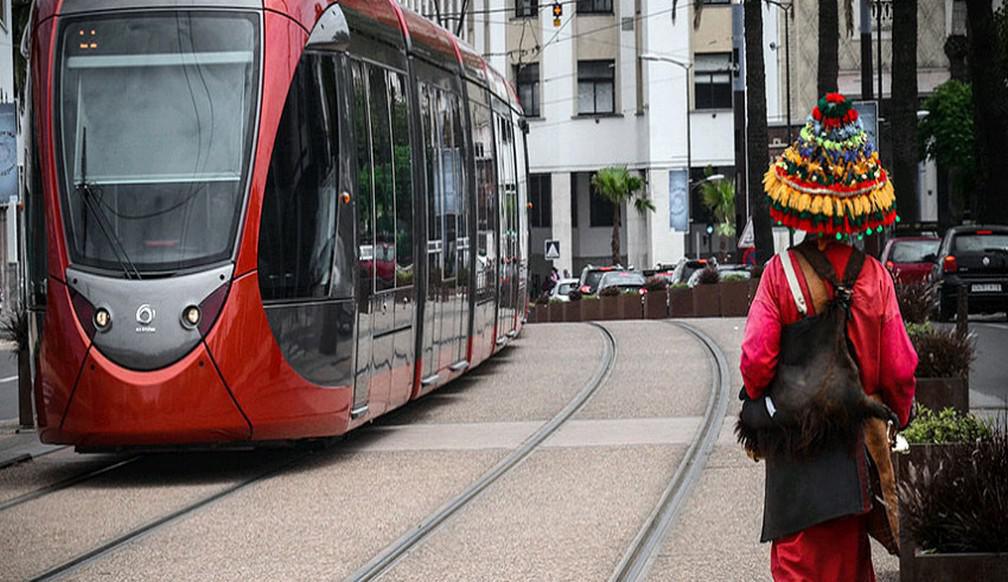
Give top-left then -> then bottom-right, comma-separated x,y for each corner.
552,2 -> 562,27
706,224 -> 715,235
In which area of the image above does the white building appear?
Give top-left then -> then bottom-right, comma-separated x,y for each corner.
0,0 -> 18,308
400,1 -> 782,286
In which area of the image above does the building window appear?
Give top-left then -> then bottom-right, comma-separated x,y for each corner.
694,52 -> 732,110
515,0 -> 538,18
529,174 -> 552,228
577,0 -> 613,14
515,63 -> 540,117
589,173 -> 615,227
577,60 -> 615,115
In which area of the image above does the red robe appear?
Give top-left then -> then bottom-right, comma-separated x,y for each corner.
740,243 -> 917,582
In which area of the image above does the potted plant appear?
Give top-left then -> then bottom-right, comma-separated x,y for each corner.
2,306 -> 32,428
719,273 -> 750,317
619,289 -> 644,320
643,277 -> 669,319
598,285 -> 621,320
906,323 -> 974,414
548,298 -> 565,323
562,292 -> 582,323
580,294 -> 600,321
898,426 -> 1007,581
692,267 -> 721,317
668,283 -> 692,317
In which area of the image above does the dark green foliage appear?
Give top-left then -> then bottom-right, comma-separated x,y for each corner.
598,285 -> 620,297
567,289 -> 583,301
696,267 -> 721,285
900,432 -> 1008,553
918,81 -> 975,201
902,405 -> 993,445
643,277 -> 668,292
907,323 -> 975,379
895,280 -> 937,325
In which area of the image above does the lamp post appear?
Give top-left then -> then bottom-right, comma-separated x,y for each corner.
641,53 -> 693,181
764,0 -> 792,145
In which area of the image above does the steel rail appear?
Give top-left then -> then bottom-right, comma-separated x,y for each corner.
29,452 -> 310,582
346,322 -> 618,581
609,320 -> 732,582
0,456 -> 141,513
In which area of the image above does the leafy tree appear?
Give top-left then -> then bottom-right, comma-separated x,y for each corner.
590,167 -> 653,267
700,169 -> 736,237
918,80 -> 975,211
818,0 -> 839,94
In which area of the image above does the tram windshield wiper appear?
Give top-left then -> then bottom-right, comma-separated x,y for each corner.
75,127 -> 142,280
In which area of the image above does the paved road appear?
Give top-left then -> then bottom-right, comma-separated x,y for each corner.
970,318 -> 1008,412
0,350 -> 20,422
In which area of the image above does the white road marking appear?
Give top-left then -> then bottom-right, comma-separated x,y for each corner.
976,323 -> 1008,332
0,375 -> 17,383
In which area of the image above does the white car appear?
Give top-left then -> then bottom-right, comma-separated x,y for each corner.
548,278 -> 581,302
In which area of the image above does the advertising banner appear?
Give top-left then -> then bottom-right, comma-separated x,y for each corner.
668,168 -> 689,232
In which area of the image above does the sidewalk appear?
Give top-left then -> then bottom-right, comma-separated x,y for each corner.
650,318 -> 900,582
0,421 -> 64,469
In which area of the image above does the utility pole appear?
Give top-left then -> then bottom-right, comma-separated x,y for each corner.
731,2 -> 747,241
860,0 -> 873,99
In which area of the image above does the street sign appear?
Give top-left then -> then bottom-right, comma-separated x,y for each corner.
544,239 -> 561,260
738,218 -> 754,248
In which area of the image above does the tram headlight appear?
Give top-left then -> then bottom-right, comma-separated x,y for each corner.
94,308 -> 112,332
181,305 -> 201,329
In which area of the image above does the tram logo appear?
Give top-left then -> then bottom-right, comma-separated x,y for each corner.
135,304 -> 157,333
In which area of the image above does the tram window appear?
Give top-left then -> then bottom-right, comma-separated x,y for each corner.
350,61 -> 374,293
368,66 -> 396,292
441,94 -> 460,281
388,73 -> 414,288
468,97 -> 496,300
451,96 -> 468,277
258,54 -> 340,301
420,84 -> 441,281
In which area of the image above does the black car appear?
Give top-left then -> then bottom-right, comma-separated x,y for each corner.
931,225 -> 1008,320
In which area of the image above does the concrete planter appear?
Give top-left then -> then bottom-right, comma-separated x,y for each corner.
645,290 -> 668,319
914,377 -> 969,414
562,301 -> 582,322
548,302 -> 565,323
529,304 -> 546,323
692,284 -> 720,317
669,287 -> 693,317
581,299 -> 600,321
719,281 -> 751,317
619,294 -> 643,320
599,295 -> 620,320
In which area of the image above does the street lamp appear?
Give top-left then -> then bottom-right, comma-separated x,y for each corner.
641,53 -> 693,181
764,0 -> 792,145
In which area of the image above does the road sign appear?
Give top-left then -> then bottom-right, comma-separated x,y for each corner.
544,239 -> 561,260
738,218 -> 754,248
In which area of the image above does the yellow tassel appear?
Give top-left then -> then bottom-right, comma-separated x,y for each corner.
811,195 -> 823,215
799,193 -> 811,213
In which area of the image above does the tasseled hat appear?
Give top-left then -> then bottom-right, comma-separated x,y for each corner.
763,92 -> 898,238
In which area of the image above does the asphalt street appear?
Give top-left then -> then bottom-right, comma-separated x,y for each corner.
970,318 -> 1008,412
0,350 -> 19,422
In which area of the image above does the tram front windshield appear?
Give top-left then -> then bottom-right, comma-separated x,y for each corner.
57,12 -> 260,274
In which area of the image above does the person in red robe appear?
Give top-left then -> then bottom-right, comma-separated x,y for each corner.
739,93 -> 917,582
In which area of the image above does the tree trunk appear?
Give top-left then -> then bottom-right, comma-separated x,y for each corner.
965,0 -> 1008,224
818,0 -> 839,95
745,0 -> 773,263
890,0 -> 919,222
611,203 -> 621,267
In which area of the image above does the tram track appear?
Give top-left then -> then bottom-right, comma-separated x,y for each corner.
28,451 -> 311,582
608,320 -> 731,582
346,322 -> 618,581
0,455 -> 141,513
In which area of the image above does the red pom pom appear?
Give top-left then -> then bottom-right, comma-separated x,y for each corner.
812,106 -> 822,120
825,92 -> 845,104
849,109 -> 859,121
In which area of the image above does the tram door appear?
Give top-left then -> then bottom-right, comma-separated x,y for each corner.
419,84 -> 469,382
493,106 -> 519,340
350,60 -> 414,415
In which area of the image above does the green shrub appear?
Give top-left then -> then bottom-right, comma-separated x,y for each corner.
896,280 -> 937,325
697,267 -> 720,285
721,273 -> 748,283
643,276 -> 668,292
902,405 -> 993,445
598,285 -> 621,297
907,323 -> 975,379
669,283 -> 689,290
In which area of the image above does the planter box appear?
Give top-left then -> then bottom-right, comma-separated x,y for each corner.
692,284 -> 720,318
581,299 -> 600,321
915,377 -> 969,414
645,290 -> 669,319
599,296 -> 620,320
669,288 -> 693,318
562,301 -> 582,322
719,281 -> 750,317
903,551 -> 1008,582
747,279 -> 760,305
619,294 -> 643,320
528,304 -> 545,323
548,303 -> 564,323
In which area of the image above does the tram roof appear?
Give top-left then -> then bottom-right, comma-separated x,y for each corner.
36,0 -> 521,113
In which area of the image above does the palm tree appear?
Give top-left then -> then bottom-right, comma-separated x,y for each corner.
744,0 -> 774,262
891,0 -> 918,222
818,0 -> 839,94
591,167 -> 654,267
700,174 -> 737,238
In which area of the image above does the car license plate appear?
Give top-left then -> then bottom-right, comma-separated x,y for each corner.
972,283 -> 1002,293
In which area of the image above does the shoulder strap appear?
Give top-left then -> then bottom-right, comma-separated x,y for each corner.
842,248 -> 867,288
779,250 -> 808,316
794,242 -> 841,289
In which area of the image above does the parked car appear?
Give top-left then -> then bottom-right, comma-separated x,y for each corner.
577,265 -> 623,295
881,236 -> 941,284
931,225 -> 1008,320
716,264 -> 752,280
548,278 -> 580,302
597,271 -> 647,295
667,257 -> 717,286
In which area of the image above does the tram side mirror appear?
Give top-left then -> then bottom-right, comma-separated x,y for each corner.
306,5 -> 350,51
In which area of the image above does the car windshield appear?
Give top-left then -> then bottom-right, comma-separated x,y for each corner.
57,12 -> 260,274
557,282 -> 575,295
583,270 -> 611,292
891,240 -> 939,262
600,272 -> 645,287
953,233 -> 1008,253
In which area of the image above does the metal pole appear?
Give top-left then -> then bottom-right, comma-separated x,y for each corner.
876,0 -> 883,104
860,0 -> 874,99
685,64 -> 691,181
784,4 -> 791,145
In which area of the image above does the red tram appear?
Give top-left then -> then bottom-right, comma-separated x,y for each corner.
22,0 -> 529,448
